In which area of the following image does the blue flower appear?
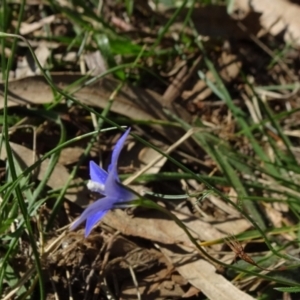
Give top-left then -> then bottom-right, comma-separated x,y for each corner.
70,128 -> 136,237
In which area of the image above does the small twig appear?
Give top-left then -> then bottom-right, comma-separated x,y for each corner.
66,269 -> 73,300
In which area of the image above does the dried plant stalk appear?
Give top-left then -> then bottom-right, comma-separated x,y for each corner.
225,235 -> 272,271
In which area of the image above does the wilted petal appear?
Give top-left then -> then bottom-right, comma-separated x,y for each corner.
90,161 -> 108,185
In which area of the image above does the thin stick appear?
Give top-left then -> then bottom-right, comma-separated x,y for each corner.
124,128 -> 199,185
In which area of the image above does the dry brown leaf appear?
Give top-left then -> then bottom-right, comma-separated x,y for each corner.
0,142 -> 88,205
58,146 -> 85,166
214,218 -> 251,235
160,246 -> 255,300
0,74 -> 188,146
231,0 -> 300,46
103,208 -> 224,248
0,74 -> 160,117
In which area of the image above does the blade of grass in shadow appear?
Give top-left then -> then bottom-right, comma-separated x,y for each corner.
0,152 -> 37,294
275,287 -> 300,293
179,0 -> 196,38
0,0 -> 8,80
151,0 -> 188,51
93,33 -> 125,80
245,78 -> 297,151
1,0 -> 25,80
248,78 -> 299,167
212,145 -> 265,228
2,33 -> 45,300
46,73 -> 91,110
30,110 -> 66,207
164,108 -> 265,229
125,0 -> 134,16
194,37 -> 281,178
1,28 -> 47,300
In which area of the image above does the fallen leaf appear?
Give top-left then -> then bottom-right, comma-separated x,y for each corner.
0,74 -> 188,147
103,208 -> 224,248
58,146 -> 85,166
214,218 -> 251,235
160,246 -> 255,300
0,142 -> 88,205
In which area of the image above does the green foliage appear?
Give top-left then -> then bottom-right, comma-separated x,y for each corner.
275,286 -> 300,293
1,0 -> 300,298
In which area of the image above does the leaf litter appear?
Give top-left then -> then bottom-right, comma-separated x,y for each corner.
2,1 -> 300,299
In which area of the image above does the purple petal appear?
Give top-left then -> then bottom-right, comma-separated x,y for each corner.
111,128 -> 131,167
90,161 -> 108,185
70,196 -> 114,232
71,127 -> 136,238
105,128 -> 131,194
106,180 -> 136,202
109,128 -> 131,178
85,210 -> 108,237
